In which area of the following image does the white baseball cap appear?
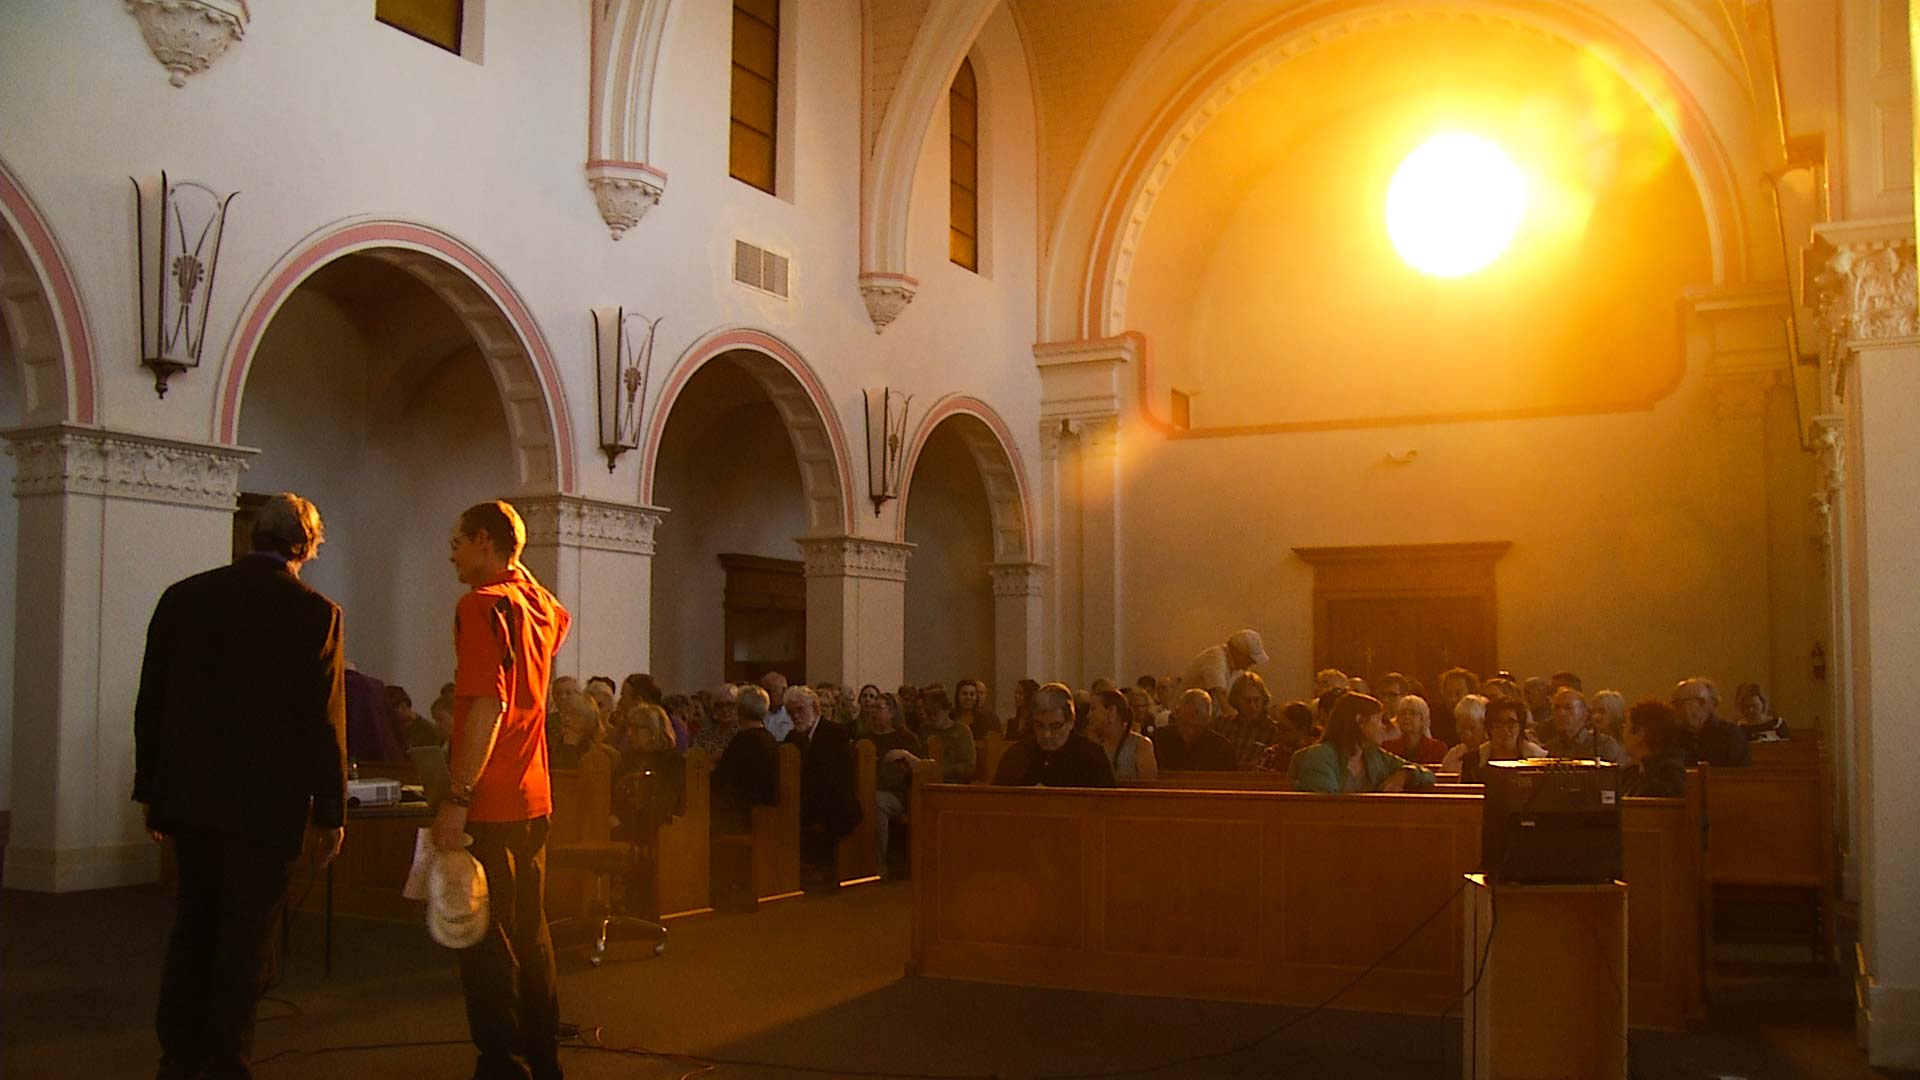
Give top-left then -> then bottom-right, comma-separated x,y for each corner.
425,848 -> 490,949
1229,629 -> 1269,665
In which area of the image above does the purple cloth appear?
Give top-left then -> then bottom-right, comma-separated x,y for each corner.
344,669 -> 406,763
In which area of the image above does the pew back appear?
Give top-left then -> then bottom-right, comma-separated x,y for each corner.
836,740 -> 881,884
1707,757 -> 1835,959
655,749 -> 712,917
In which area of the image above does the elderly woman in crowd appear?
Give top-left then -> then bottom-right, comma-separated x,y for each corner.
1459,697 -> 1547,784
612,674 -> 674,755
1440,694 -> 1489,774
1088,687 -> 1157,780
1734,681 -> 1790,742
1291,693 -> 1434,794
1590,689 -> 1627,743
694,684 -> 742,759
1621,699 -> 1689,797
1380,694 -> 1448,765
868,691 -> 927,872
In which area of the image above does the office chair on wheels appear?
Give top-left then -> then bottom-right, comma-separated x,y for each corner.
547,756 -> 678,966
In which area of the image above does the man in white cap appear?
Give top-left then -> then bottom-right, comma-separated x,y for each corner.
1184,629 -> 1269,695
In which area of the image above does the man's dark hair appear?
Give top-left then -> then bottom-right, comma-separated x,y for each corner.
920,685 -> 952,714
1485,696 -> 1527,730
1439,666 -> 1480,693
1550,670 -> 1583,691
250,492 -> 325,561
1315,686 -> 1349,718
587,675 -> 616,695
458,500 -> 525,561
1628,699 -> 1681,753
1095,688 -> 1129,724
1136,674 -> 1157,691
623,672 -> 663,705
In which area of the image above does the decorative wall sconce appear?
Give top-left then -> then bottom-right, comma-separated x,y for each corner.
131,172 -> 236,398
593,307 -> 663,472
864,387 -> 912,515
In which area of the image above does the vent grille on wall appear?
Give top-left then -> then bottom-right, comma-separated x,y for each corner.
733,240 -> 791,299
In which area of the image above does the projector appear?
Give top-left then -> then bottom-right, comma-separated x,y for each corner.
347,777 -> 402,808
1480,759 -> 1621,884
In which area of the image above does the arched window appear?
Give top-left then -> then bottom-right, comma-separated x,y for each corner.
730,0 -> 780,194
949,58 -> 980,271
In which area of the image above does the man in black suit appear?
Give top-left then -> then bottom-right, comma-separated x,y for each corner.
134,492 -> 348,1080
783,685 -> 861,877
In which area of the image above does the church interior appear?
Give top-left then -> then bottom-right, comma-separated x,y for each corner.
4,0 -> 1920,1076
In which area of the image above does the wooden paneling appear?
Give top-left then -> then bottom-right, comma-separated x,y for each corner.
656,750 -> 712,917
1293,542 -> 1510,687
934,810 -> 1085,950
1708,757 -> 1835,959
836,739 -> 880,884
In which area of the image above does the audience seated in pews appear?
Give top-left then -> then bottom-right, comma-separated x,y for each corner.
896,684 -> 924,735
1439,694 -> 1488,774
992,683 -> 1117,788
759,671 -> 794,742
1459,696 -> 1547,784
1734,681 -> 1790,742
1088,687 -> 1157,780
1184,629 -> 1269,698
851,684 -> 883,738
1433,666 -> 1480,744
954,678 -> 1000,740
1220,672 -> 1280,765
868,691 -> 927,870
1620,699 -> 1688,797
1007,678 -> 1040,741
711,685 -> 780,833
585,675 -> 618,721
920,685 -> 978,782
1672,677 -> 1752,766
1522,675 -> 1554,736
610,673 -> 673,755
1254,700 -> 1319,771
1290,693 -> 1435,793
1543,686 -> 1626,763
1153,689 -> 1238,771
1129,678 -> 1166,735
783,684 -> 861,872
548,675 -> 616,771
1380,693 -> 1448,765
391,685 -> 439,749
694,684 -> 742,759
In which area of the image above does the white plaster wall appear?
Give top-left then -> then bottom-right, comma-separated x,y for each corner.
652,396 -> 809,694
903,425 -> 996,689
237,289 -> 513,707
0,316 -> 19,813
1119,354 -> 1776,703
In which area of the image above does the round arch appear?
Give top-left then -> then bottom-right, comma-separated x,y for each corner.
0,156 -> 97,427
1047,1 -> 1756,341
215,219 -> 576,492
640,327 -> 854,537
895,395 -> 1032,563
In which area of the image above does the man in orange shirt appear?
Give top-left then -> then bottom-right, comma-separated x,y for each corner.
433,501 -> 572,1080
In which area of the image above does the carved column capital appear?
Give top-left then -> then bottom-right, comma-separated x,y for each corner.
798,536 -> 913,582
857,273 -> 917,334
4,424 -> 251,508
517,495 -> 665,555
124,0 -> 248,88
584,161 -> 666,240
1811,220 -> 1918,397
989,562 -> 1045,598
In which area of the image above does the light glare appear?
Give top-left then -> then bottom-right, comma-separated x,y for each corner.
1386,133 -> 1528,278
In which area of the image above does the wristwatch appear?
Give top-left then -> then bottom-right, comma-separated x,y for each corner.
447,782 -> 473,808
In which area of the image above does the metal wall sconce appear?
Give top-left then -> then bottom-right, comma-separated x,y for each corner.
131,172 -> 235,398
864,387 -> 912,515
593,307 -> 662,472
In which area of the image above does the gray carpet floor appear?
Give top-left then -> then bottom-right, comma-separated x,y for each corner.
3,880 -> 1910,1079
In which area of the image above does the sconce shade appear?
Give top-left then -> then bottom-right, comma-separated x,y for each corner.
132,172 -> 235,398
594,307 -> 662,471
864,387 -> 912,515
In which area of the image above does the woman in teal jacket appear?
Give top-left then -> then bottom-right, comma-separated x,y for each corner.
1291,693 -> 1436,794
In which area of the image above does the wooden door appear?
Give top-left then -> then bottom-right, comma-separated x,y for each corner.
719,553 -> 805,685
1294,542 -> 1509,693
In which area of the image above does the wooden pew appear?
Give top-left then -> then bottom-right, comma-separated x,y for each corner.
835,739 -> 881,885
542,749 -> 616,919
1749,734 -> 1820,769
976,733 -> 1011,783
710,742 -> 803,906
1707,757 -> 1835,960
654,750 -> 713,918
942,772 -> 1710,1030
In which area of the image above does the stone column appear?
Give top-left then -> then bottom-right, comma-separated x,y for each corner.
1813,217 -> 1920,1067
4,425 -> 250,891
798,536 -> 912,689
989,561 -> 1045,715
1034,336 -> 1133,686
1810,413 -> 1857,901
516,495 -> 666,681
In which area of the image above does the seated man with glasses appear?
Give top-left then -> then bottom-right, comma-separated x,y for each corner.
992,683 -> 1116,788
1671,677 -> 1750,766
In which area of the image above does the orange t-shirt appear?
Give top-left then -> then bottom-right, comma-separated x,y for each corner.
452,567 -> 571,822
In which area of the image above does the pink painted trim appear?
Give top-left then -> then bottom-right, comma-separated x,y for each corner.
640,327 -> 855,536
215,221 -> 576,490
584,159 -> 669,181
894,395 -> 1033,559
0,160 -> 96,425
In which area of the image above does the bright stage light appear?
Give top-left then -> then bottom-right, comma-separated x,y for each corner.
1386,132 -> 1528,278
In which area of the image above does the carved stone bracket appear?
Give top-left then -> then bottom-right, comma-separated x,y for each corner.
857,273 -> 917,334
1811,220 -> 1918,398
798,536 -> 913,582
584,161 -> 666,241
4,424 -> 251,509
1810,414 -> 1845,551
989,561 -> 1045,598
124,0 -> 248,88
517,495 -> 665,555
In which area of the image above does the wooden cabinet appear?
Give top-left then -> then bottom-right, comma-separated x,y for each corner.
718,553 -> 805,685
1294,542 -> 1510,691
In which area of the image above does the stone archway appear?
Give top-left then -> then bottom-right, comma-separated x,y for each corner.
0,157 -> 96,428
216,219 -> 575,493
